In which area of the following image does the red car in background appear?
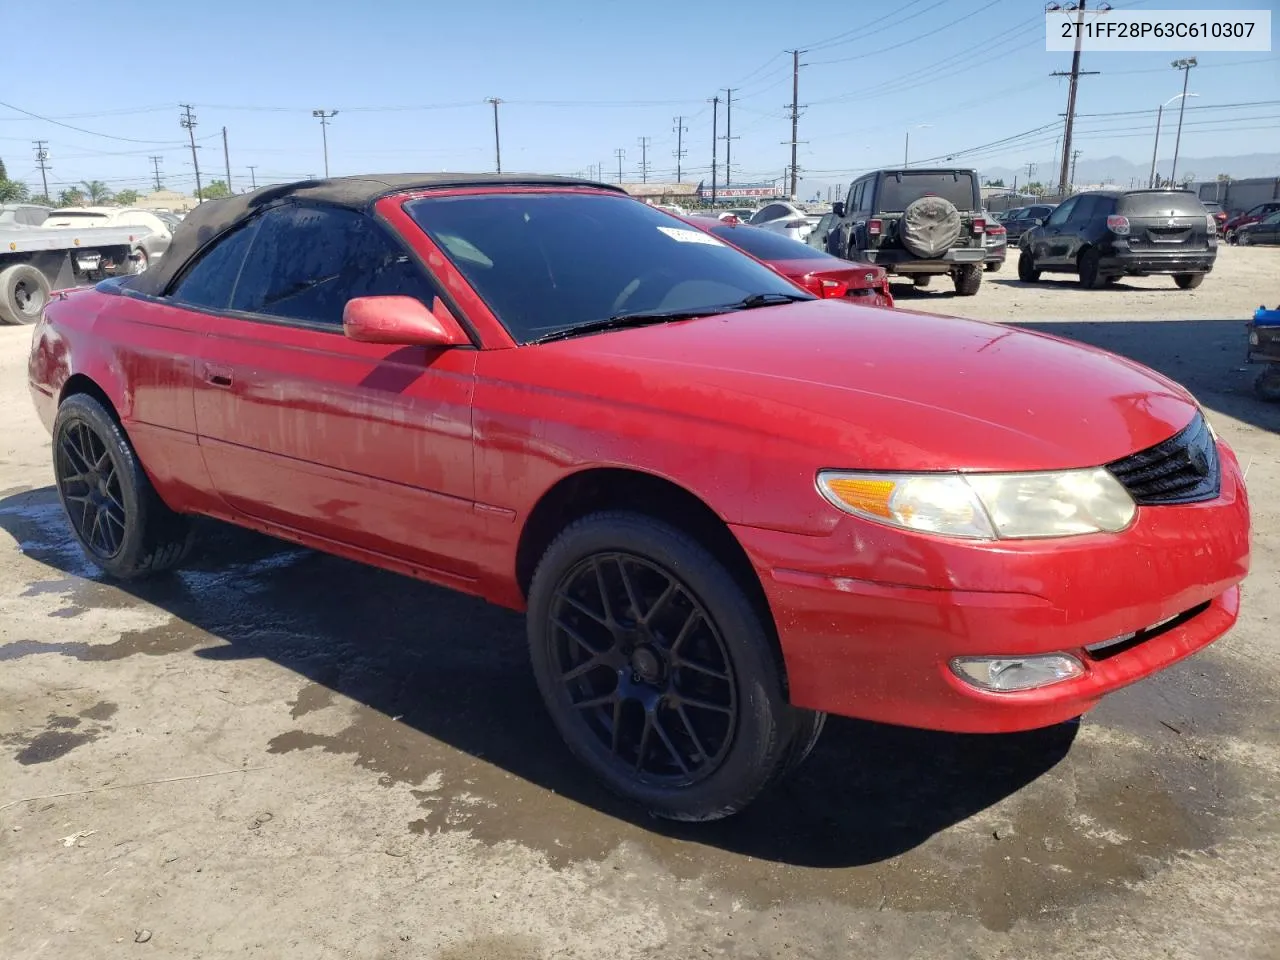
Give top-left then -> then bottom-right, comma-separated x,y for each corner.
29,174 -> 1249,822
1225,201 -> 1280,243
688,217 -> 893,307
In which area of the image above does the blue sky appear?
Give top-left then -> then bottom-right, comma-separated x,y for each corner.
3,0 -> 1277,200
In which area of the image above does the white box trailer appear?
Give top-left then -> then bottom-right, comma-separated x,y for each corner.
0,220 -> 152,325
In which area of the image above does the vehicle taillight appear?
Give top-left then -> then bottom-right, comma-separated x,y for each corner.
972,218 -> 986,234
819,278 -> 849,298
1106,215 -> 1130,235
867,219 -> 882,236
987,223 -> 1005,235
1206,214 -> 1216,234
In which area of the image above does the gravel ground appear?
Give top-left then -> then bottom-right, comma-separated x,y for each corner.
1,264 -> 1278,959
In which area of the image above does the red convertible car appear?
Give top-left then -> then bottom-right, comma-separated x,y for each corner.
29,174 -> 1250,821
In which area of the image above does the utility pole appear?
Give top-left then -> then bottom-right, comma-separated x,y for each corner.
148,155 -> 162,192
32,141 -> 50,199
222,126 -> 232,193
1070,149 -> 1083,188
637,136 -> 651,183
179,104 -> 203,201
1169,58 -> 1197,185
1025,161 -> 1037,185
709,95 -> 720,207
785,49 -> 806,199
247,165 -> 258,190
672,116 -> 687,182
311,109 -> 338,178
1051,1 -> 1100,196
614,148 -> 626,184
722,88 -> 739,186
485,98 -> 502,173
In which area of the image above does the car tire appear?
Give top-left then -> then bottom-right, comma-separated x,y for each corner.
526,510 -> 804,821
1017,251 -> 1041,283
953,264 -> 982,296
984,260 -> 1002,273
912,275 -> 932,288
0,263 -> 51,325
52,393 -> 194,579
1174,273 -> 1205,290
1225,229 -> 1236,245
1238,233 -> 1252,247
132,248 -> 150,274
1255,367 -> 1280,403
1078,248 -> 1106,289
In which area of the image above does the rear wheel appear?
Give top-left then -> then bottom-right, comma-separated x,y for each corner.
953,263 -> 982,296
1078,248 -> 1106,289
1225,229 -> 1237,244
527,511 -> 808,821
1256,367 -> 1280,403
0,263 -> 51,325
984,259 -> 1002,272
912,275 -> 932,288
53,394 -> 193,579
1173,273 -> 1205,290
1017,251 -> 1041,283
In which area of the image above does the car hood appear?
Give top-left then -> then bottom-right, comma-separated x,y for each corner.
532,299 -> 1198,472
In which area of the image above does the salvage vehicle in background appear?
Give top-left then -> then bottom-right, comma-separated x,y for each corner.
1235,210 -> 1280,246
748,200 -> 821,243
41,206 -> 173,273
29,174 -> 1250,821
982,213 -> 1007,272
827,168 -> 988,295
1001,203 -> 1058,243
1224,201 -> 1280,244
1018,189 -> 1216,289
0,209 -> 150,324
689,218 -> 893,307
1202,201 -> 1228,234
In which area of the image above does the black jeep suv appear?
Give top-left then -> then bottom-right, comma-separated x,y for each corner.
826,168 -> 988,295
1018,189 -> 1217,289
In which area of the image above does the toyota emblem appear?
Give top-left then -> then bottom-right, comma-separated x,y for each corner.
865,272 -> 875,283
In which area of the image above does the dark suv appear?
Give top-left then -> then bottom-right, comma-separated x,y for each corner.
827,168 -> 988,295
1001,203 -> 1058,243
1018,189 -> 1216,289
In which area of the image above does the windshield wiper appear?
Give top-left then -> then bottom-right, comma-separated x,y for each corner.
526,293 -> 814,345
527,307 -> 732,344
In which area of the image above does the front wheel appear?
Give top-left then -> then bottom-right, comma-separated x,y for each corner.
1017,251 -> 1041,283
527,511 -> 813,821
1225,229 -> 1236,245
1237,233 -> 1252,247
1174,273 -> 1205,290
953,263 -> 982,296
53,394 -> 194,579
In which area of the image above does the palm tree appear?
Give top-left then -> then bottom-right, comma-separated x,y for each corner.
79,180 -> 112,204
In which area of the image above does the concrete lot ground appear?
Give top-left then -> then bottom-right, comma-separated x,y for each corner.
1,249 -> 1278,959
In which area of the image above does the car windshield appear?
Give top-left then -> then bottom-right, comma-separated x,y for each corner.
707,223 -> 820,261
405,192 -> 813,343
878,172 -> 976,212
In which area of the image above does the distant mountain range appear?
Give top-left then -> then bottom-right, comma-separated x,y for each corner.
979,153 -> 1280,189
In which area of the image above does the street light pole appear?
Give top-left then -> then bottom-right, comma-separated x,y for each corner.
485,98 -> 502,173
1169,58 -> 1197,185
1149,90 -> 1198,188
312,110 -> 338,178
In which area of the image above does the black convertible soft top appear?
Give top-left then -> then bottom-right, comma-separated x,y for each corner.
131,172 -> 623,296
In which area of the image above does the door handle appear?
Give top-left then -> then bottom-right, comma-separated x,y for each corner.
203,363 -> 233,388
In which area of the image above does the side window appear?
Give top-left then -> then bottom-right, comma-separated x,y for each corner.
1067,195 -> 1099,224
1046,197 -> 1077,226
230,204 -> 441,327
169,220 -> 261,310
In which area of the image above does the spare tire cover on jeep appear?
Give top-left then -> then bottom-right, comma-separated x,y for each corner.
899,196 -> 962,258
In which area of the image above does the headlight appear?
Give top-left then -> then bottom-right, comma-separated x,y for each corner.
816,468 -> 1136,540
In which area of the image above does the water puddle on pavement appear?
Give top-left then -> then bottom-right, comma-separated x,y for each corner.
2,701 -> 118,765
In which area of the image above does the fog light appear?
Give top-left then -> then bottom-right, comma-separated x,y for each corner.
951,654 -> 1084,692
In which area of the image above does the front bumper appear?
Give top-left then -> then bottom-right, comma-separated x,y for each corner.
731,443 -> 1250,733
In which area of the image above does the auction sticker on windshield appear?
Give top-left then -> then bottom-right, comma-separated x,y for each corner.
1046,9 -> 1271,51
657,226 -> 727,245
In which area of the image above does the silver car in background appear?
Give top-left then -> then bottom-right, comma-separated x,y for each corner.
748,201 -> 822,244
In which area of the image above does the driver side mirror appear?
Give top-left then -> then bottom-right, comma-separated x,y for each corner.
343,295 -> 469,348
1034,218 -> 1045,226
832,201 -> 846,218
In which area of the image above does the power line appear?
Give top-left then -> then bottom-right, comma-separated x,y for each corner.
809,0 -> 1002,66
0,99 -> 186,145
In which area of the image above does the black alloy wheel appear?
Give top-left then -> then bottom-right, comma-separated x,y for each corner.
56,418 -> 127,559
548,551 -> 737,784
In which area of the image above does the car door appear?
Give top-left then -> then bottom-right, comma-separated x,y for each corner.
1033,196 -> 1078,265
1061,194 -> 1100,263
190,202 -> 483,581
